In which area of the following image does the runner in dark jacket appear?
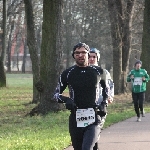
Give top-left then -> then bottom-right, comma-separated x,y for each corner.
53,43 -> 113,150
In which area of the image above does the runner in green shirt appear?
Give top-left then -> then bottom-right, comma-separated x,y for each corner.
127,60 -> 149,122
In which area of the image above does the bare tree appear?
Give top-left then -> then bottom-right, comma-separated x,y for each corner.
29,0 -> 64,115
7,16 -> 15,73
107,0 -> 136,94
0,0 -> 7,87
1,0 -> 7,64
140,0 -> 150,101
22,36 -> 27,73
24,0 -> 40,103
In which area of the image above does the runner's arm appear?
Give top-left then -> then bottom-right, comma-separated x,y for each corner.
53,70 -> 71,103
143,70 -> 149,82
100,69 -> 114,103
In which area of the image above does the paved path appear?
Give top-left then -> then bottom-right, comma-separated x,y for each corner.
65,113 -> 150,150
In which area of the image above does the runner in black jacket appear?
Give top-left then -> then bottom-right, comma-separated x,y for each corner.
53,43 -> 112,150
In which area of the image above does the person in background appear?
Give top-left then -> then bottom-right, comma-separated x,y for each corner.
89,48 -> 114,150
88,48 -> 100,66
89,47 -> 114,110
127,60 -> 149,122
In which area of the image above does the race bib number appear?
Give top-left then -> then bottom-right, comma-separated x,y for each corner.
134,77 -> 142,85
76,108 -> 95,127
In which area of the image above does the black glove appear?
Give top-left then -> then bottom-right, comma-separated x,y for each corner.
65,98 -> 76,110
98,109 -> 107,117
99,103 -> 107,112
95,103 -> 107,117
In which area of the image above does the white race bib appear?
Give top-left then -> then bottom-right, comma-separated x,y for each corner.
76,108 -> 95,127
134,77 -> 142,85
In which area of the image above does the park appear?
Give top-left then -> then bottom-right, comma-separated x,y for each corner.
0,0 -> 150,150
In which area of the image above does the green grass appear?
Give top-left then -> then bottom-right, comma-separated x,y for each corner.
0,74 -> 71,150
0,111 -> 70,150
6,73 -> 33,87
0,73 -> 150,150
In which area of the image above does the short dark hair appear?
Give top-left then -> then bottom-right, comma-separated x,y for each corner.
73,42 -> 90,52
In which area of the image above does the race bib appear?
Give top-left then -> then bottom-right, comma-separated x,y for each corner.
134,77 -> 142,85
76,108 -> 95,127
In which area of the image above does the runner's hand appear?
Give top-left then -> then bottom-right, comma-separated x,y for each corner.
65,98 -> 76,110
108,96 -> 113,103
130,75 -> 134,79
142,76 -> 146,81
94,103 -> 107,116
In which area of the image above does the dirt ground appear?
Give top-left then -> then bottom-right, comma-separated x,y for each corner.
113,93 -> 132,103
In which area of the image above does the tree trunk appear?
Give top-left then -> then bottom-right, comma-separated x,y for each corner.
65,16 -> 72,69
7,17 -> 15,73
0,60 -> 6,87
24,0 -> 40,103
29,0 -> 64,115
122,0 -> 135,93
0,0 -> 7,87
107,0 -> 122,94
22,38 -> 27,73
1,0 -> 7,64
140,0 -> 150,101
7,33 -> 12,73
107,0 -> 136,94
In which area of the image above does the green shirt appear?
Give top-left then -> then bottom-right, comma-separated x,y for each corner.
127,68 -> 149,93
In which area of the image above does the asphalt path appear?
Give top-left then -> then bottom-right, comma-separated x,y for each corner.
65,113 -> 150,150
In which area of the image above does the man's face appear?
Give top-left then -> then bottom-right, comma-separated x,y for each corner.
88,53 -> 98,65
74,47 -> 89,67
135,63 -> 141,70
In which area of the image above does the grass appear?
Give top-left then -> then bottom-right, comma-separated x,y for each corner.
0,111 -> 70,150
0,74 -> 71,150
0,73 -> 150,150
